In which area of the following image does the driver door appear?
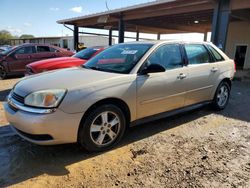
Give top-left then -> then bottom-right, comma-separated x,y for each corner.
8,46 -> 36,72
136,44 -> 188,119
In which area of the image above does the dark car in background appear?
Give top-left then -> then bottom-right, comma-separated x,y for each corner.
26,46 -> 105,75
0,43 -> 74,79
0,45 -> 12,53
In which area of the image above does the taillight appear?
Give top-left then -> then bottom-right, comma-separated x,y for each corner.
233,60 -> 236,72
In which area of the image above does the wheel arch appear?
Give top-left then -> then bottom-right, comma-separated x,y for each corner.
221,77 -> 232,89
77,97 -> 131,140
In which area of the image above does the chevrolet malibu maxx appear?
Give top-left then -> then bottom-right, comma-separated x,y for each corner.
4,41 -> 235,151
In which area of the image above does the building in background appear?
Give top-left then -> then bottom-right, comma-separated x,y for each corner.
10,35 -> 115,51
57,0 -> 250,70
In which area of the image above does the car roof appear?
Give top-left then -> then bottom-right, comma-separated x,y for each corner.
88,46 -> 106,49
121,40 -> 212,46
17,43 -> 55,47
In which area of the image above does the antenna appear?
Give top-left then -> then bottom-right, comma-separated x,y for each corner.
105,0 -> 110,11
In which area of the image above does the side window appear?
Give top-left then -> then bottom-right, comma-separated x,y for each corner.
185,44 -> 211,64
147,44 -> 183,70
15,46 -> 34,54
37,46 -> 51,53
207,45 -> 224,62
50,47 -> 60,52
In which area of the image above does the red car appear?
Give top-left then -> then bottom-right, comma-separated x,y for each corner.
0,43 -> 73,79
26,46 -> 105,75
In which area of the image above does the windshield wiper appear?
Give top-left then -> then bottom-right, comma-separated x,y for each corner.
82,65 -> 104,71
82,65 -> 120,73
81,65 -> 91,69
88,66 -> 103,71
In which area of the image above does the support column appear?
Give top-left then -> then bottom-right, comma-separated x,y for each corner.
109,29 -> 112,46
211,0 -> 231,51
157,33 -> 161,40
73,26 -> 79,51
136,30 -> 139,41
118,17 -> 125,43
204,32 -> 208,42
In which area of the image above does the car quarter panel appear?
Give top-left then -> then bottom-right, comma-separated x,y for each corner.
209,59 -> 235,99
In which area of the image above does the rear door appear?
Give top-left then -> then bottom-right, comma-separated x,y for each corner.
183,44 -> 217,106
49,46 -> 62,57
33,45 -> 55,61
136,43 -> 188,119
8,46 -> 36,73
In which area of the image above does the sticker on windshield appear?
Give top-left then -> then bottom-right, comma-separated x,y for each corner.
121,50 -> 138,55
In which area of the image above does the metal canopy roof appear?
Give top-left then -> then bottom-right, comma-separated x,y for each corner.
57,0 -> 250,34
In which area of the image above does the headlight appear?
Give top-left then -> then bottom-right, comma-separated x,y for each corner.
24,89 -> 66,108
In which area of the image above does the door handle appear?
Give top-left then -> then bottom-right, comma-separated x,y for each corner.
177,73 -> 187,79
27,55 -> 31,59
211,67 -> 218,72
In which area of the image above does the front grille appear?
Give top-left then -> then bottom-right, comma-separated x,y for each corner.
14,128 -> 54,141
8,103 -> 18,112
11,92 -> 24,104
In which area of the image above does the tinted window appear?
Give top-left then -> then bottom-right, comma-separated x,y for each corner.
50,47 -> 59,52
147,44 -> 183,69
185,44 -> 210,64
73,48 -> 98,60
2,46 -> 17,55
15,46 -> 35,54
84,43 -> 153,74
37,46 -> 51,53
207,45 -> 224,62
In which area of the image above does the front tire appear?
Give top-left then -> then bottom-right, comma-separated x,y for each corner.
212,81 -> 230,110
0,65 -> 7,80
78,104 -> 126,152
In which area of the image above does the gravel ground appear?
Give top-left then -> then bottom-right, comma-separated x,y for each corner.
0,78 -> 250,187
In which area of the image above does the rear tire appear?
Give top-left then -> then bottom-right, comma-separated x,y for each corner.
78,104 -> 126,152
212,81 -> 230,110
0,65 -> 7,80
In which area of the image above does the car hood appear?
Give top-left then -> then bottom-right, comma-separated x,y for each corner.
28,57 -> 85,69
14,67 -> 129,97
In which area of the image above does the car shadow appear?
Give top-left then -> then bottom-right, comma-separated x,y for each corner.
0,105 -> 212,187
217,81 -> 250,122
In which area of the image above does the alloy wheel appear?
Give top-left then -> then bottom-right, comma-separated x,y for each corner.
217,85 -> 229,107
90,111 -> 121,146
0,66 -> 7,79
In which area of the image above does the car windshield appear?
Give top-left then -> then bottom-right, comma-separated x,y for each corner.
1,46 -> 16,55
83,43 -> 153,74
73,48 -> 99,60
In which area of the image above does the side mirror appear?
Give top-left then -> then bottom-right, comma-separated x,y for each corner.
140,64 -> 165,75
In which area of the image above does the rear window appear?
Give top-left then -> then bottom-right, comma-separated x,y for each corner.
50,47 -> 60,52
73,48 -> 98,60
37,46 -> 51,53
184,44 -> 211,64
207,45 -> 224,62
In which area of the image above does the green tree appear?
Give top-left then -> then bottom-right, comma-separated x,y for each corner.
0,30 -> 13,45
19,34 -> 34,39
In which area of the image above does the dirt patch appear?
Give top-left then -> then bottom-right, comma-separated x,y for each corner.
0,78 -> 19,125
0,79 -> 250,187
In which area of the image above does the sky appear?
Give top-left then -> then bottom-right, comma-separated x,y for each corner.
0,0 -> 209,42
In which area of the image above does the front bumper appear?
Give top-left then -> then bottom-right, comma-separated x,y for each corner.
4,102 -> 83,145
